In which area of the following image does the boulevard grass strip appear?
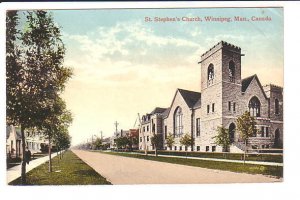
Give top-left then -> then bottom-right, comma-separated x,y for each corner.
102,151 -> 283,178
9,150 -> 111,185
135,150 -> 283,163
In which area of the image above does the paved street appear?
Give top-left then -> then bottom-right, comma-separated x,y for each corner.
72,149 -> 282,185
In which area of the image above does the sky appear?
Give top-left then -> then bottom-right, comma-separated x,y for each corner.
23,7 -> 283,145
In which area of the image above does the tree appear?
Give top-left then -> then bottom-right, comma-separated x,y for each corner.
6,10 -> 30,184
236,111 -> 257,164
115,136 -> 130,150
180,133 -> 194,158
213,126 -> 231,158
53,107 -> 72,160
42,97 -> 71,172
150,134 -> 162,156
93,137 -> 103,150
6,10 -> 72,182
165,133 -> 175,150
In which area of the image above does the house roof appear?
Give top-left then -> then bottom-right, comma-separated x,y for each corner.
150,107 -> 168,115
178,88 -> 201,108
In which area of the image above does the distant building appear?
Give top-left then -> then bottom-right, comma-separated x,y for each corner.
139,41 -> 283,153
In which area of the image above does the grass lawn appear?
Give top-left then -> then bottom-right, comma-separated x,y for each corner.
102,151 -> 283,178
9,150 -> 111,185
135,150 -> 283,163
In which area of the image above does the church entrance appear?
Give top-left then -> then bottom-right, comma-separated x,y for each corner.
229,123 -> 236,143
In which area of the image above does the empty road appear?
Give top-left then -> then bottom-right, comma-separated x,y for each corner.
72,150 -> 282,185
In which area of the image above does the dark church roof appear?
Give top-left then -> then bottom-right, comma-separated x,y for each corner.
241,74 -> 268,99
241,74 -> 256,92
162,107 -> 170,118
178,88 -> 201,108
150,107 -> 168,115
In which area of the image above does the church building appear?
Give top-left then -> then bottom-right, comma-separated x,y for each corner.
139,41 -> 283,153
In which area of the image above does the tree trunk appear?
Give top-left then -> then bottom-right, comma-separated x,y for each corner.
155,145 -> 157,157
21,126 -> 26,184
243,140 -> 247,165
48,135 -> 52,172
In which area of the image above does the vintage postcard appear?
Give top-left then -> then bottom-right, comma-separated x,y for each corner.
3,2 -> 290,198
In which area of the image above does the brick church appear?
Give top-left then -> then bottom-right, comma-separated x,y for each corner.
139,41 -> 283,153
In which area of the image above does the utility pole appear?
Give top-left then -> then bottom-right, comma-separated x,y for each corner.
114,121 -> 119,136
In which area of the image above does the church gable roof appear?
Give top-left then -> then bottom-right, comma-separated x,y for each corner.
242,74 -> 256,92
178,88 -> 201,109
242,74 -> 268,99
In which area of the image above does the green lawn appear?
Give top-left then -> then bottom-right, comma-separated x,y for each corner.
102,151 -> 283,178
9,150 -> 111,185
135,150 -> 283,163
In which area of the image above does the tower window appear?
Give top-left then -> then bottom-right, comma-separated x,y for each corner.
207,64 -> 214,86
229,61 -> 235,82
233,102 -> 236,112
275,99 -> 279,114
207,105 -> 210,114
228,101 -> 231,111
248,96 -> 261,117
212,103 -> 215,112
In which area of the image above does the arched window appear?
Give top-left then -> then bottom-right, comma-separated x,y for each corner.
248,96 -> 261,117
229,123 -> 236,143
174,107 -> 183,136
275,99 -> 279,114
229,61 -> 235,82
207,64 -> 214,86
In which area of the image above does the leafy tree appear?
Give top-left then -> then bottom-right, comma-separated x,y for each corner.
180,133 -> 194,157
213,126 -> 231,152
53,108 -> 72,159
236,111 -> 257,164
6,10 -> 72,182
115,136 -> 130,149
42,97 -> 71,172
6,10 -> 30,184
150,134 -> 162,156
165,133 -> 175,150
93,137 -> 103,150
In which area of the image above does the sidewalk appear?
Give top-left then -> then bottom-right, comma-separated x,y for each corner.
114,151 -> 283,166
7,152 -> 61,184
